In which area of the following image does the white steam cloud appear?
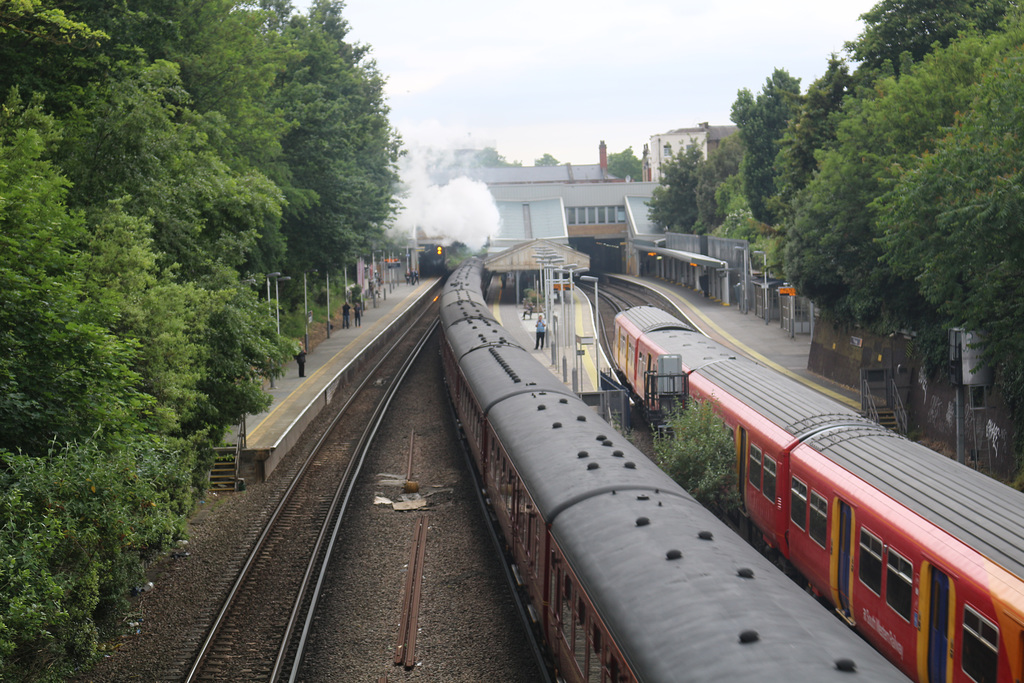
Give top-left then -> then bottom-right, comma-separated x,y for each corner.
389,144 -> 501,251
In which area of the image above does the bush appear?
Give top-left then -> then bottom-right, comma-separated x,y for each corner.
0,439 -> 189,681
654,399 -> 740,515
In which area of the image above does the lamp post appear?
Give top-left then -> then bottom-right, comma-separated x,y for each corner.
556,265 -> 586,391
266,272 -> 281,322
325,271 -> 331,338
275,275 -> 291,335
752,250 -> 768,325
580,275 -> 600,390
303,271 -> 313,352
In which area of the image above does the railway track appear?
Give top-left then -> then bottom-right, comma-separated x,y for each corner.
184,305 -> 439,682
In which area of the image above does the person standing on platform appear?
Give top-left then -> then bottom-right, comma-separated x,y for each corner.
535,314 -> 546,349
342,301 -> 351,328
354,301 -> 362,327
295,347 -> 307,377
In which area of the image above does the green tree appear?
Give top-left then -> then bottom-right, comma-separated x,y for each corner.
773,55 -> 853,222
845,0 -> 1013,79
695,134 -> 743,230
878,48 -> 1024,367
647,144 -> 704,232
785,25 -> 1020,331
730,69 -> 802,226
473,146 -> 521,167
607,146 -> 641,180
654,399 -> 739,515
273,0 -> 402,287
534,152 -> 559,166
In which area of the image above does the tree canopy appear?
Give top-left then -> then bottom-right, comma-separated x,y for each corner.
0,1 -> 401,677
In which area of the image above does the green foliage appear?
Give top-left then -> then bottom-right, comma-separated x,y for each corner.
0,440 -> 190,680
786,24 -> 1024,334
730,68 -> 802,225
654,399 -> 740,514
695,134 -> 744,230
647,144 -> 704,232
471,146 -> 521,167
845,0 -> 1013,79
606,146 -> 642,181
878,46 -> 1024,368
534,153 -> 559,166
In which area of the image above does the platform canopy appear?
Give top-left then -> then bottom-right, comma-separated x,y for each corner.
484,239 -> 590,272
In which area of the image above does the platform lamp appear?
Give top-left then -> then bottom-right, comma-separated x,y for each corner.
275,275 -> 291,335
266,272 -> 281,322
580,274 -> 600,390
303,269 -> 317,352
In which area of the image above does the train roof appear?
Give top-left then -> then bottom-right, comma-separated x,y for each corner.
456,344 -> 574,414
441,315 -> 521,360
617,305 -> 693,333
639,325 -> 876,438
802,426 -> 1024,580
487,392 -> 683,520
439,294 -> 491,328
552,489 -> 906,682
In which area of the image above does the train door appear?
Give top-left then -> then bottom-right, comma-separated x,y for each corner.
736,427 -> 748,513
834,500 -> 855,624
926,567 -> 951,683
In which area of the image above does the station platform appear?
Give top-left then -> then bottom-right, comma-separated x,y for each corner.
489,279 -> 603,394
236,277 -> 442,483
608,274 -> 861,409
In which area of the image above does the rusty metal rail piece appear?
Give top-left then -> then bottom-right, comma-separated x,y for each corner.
394,513 -> 429,668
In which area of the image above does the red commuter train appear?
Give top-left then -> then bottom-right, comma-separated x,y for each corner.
613,304 -> 1024,683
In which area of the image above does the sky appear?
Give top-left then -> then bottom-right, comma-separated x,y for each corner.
290,0 -> 879,248
293,0 -> 879,166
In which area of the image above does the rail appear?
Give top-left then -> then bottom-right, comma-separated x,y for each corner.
890,378 -> 908,435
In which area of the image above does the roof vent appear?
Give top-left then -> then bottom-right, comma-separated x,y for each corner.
537,404 -> 546,411
624,462 -> 636,469
698,531 -> 713,541
577,451 -> 589,458
595,434 -> 607,441
576,415 -> 587,421
612,450 -> 624,457
737,568 -> 755,579
586,462 -> 599,470
666,549 -> 682,560
739,630 -> 759,644
835,659 -> 856,673
636,517 -> 650,527
552,422 -> 562,429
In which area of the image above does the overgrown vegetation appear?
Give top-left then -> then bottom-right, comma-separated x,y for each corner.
653,399 -> 739,516
0,1 -> 402,678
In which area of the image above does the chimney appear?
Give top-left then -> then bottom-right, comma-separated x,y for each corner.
599,140 -> 608,173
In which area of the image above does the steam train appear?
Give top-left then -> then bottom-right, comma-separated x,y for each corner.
439,259 -> 903,682
613,304 -> 1024,683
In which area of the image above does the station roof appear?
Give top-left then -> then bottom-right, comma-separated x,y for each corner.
485,239 -> 590,272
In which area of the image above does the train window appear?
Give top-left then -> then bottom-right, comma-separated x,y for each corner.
561,577 -> 573,646
589,626 -> 602,682
748,445 -> 762,488
885,549 -> 913,620
962,605 -> 999,683
762,456 -> 776,501
575,599 -> 587,674
809,492 -> 827,548
790,478 -> 807,530
858,529 -> 883,595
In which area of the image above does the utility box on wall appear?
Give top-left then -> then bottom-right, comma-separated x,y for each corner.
949,328 -> 993,387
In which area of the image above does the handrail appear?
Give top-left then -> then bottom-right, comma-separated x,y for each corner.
890,378 -> 908,435
861,379 -> 880,423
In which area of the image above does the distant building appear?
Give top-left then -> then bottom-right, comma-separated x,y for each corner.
642,123 -> 738,182
435,141 -> 622,186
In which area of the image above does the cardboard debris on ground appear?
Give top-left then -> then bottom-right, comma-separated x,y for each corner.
374,490 -> 429,510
